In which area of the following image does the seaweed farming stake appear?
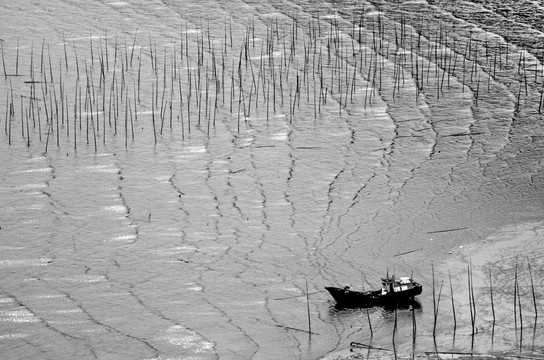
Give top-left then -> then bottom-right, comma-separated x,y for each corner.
63,34 -> 69,71
305,278 -> 312,338
434,280 -> 444,338
432,262 -> 437,338
475,72 -> 480,106
469,263 -> 476,341
151,83 -> 157,144
366,308 -> 373,338
90,32 -> 95,68
44,112 -> 51,154
177,69 -> 184,139
1,41 -> 7,79
393,303 -> 398,360
125,87 -> 128,147
527,257 -> 537,320
411,303 -> 416,360
73,41 -> 80,79
20,95 -> 24,139
518,274 -> 523,352
130,30 -> 138,68
15,38 -> 19,76
539,85 -> 544,114
514,257 -> 519,349
489,268 -> 496,327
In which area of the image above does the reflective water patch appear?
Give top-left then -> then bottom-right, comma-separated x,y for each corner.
158,325 -> 214,353
0,333 -> 30,340
185,283 -> 203,292
0,258 -> 53,268
59,275 -> 108,283
0,309 -> 40,323
104,205 -> 127,214
108,234 -> 137,243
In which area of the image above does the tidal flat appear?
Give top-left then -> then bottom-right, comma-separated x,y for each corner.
1,0 -> 543,359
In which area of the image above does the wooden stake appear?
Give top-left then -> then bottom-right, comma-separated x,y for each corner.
305,278 -> 312,337
527,257 -> 537,320
514,257 -> 519,348
1,41 -> 7,79
366,308 -> 373,338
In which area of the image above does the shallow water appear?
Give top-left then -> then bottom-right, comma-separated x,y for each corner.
1,0 -> 544,359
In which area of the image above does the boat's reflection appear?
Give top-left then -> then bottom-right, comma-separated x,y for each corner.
330,298 -> 422,312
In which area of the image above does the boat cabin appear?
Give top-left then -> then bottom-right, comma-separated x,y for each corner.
380,276 -> 414,295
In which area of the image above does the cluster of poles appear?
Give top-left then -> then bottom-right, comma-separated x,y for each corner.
370,11 -> 544,110
351,258 -> 540,359
2,9 -> 544,153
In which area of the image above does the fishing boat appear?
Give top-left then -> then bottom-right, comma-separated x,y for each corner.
325,275 -> 422,308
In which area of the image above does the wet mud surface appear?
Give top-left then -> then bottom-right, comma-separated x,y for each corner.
1,0 -> 544,359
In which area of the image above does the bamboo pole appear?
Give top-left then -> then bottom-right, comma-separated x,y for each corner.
1,40 -> 7,79
305,278 -> 312,337
366,308 -> 373,338
514,257 -> 519,348
527,257 -> 537,320
432,262 -> 437,338
489,268 -> 496,326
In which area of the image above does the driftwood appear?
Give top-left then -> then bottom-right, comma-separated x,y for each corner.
394,248 -> 423,257
276,324 -> 318,335
428,227 -> 468,234
351,342 -> 391,351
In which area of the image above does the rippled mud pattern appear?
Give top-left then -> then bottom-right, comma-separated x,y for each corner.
429,0 -> 544,60
1,0 -> 544,359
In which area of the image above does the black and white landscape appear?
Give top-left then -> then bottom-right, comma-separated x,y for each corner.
1,1 -> 543,359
